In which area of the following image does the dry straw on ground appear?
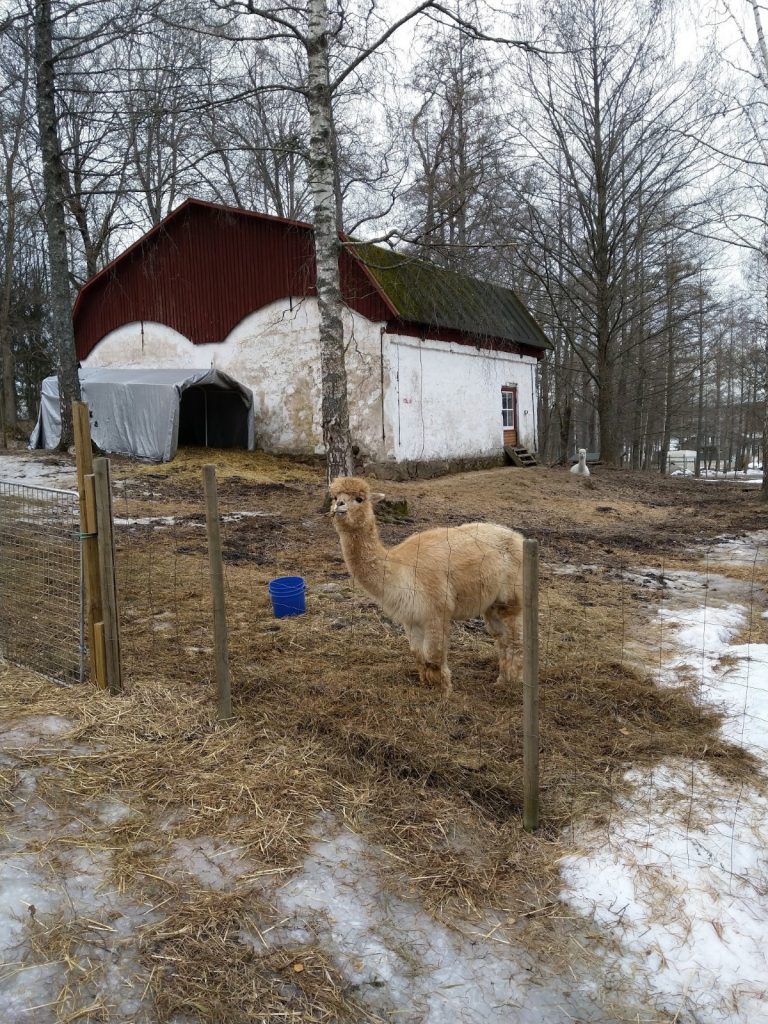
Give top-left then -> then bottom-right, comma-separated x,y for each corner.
1,449 -> 765,1021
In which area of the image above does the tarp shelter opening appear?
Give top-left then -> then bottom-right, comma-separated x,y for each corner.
30,367 -> 256,462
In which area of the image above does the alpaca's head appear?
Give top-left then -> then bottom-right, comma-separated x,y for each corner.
578,448 -> 587,458
329,476 -> 382,530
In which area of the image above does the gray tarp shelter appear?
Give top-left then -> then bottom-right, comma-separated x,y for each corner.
30,367 -> 256,462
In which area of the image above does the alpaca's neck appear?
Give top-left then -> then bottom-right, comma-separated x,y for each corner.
338,517 -> 391,598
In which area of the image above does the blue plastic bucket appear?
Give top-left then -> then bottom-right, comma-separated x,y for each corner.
268,576 -> 306,618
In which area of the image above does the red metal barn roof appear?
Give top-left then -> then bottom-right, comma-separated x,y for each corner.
73,199 -> 547,361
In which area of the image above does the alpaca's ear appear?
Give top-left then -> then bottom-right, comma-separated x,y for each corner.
370,491 -> 386,504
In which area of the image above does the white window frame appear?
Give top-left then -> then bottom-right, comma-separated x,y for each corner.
501,386 -> 517,429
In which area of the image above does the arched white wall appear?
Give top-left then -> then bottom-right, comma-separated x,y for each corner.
85,300 -> 539,462
85,298 -> 391,457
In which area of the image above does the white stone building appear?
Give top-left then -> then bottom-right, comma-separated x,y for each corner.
73,200 -> 548,473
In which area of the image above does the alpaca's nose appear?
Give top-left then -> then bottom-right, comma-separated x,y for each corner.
332,499 -> 347,515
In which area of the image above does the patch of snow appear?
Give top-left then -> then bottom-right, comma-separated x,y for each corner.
0,715 -> 73,749
706,532 -> 768,567
0,844 -> 159,1023
86,797 -> 134,826
0,455 -> 77,492
699,470 -> 763,486
653,573 -> 768,756
623,567 -> 753,602
561,763 -> 768,1023
254,830 -> 606,1023
0,962 -> 62,1024
561,545 -> 768,1022
113,510 -> 270,528
163,837 -> 258,890
221,511 -> 272,522
114,514 -> 182,527
550,562 -> 601,576
0,749 -> 159,1024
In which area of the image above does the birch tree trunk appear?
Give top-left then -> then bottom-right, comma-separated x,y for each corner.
306,0 -> 353,481
1,169 -> 18,442
33,0 -> 80,449
0,51 -> 29,441
0,183 -> 17,442
694,277 -> 705,478
754,0 -> 768,497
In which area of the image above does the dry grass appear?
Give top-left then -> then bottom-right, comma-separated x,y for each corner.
113,446 -> 323,487
1,449 -> 766,1022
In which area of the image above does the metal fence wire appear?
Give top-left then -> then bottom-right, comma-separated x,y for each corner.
0,481 -> 84,683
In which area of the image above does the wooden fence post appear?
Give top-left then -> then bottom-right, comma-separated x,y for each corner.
93,457 -> 122,694
203,465 -> 233,722
72,401 -> 106,687
522,538 -> 540,832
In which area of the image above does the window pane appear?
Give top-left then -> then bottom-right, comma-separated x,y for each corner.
502,389 -> 515,427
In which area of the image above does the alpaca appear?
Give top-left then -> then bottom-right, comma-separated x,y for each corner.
570,448 -> 590,476
329,476 -> 525,696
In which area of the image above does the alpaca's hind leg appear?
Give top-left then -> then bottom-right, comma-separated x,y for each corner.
421,620 -> 452,696
484,604 -> 522,686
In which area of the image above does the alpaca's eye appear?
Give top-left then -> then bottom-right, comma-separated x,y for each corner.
355,497 -> 363,503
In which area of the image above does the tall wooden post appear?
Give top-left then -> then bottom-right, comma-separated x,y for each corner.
203,465 -> 233,722
72,401 -> 105,687
93,457 -> 122,694
522,538 -> 540,832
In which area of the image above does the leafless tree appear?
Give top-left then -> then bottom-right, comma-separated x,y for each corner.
402,11 -> 517,277
512,0 -> 707,465
33,0 -> 81,448
115,19 -> 213,225
709,0 -> 768,496
178,0 -> 537,479
0,19 -> 30,438
56,60 -> 132,282
202,53 -> 311,219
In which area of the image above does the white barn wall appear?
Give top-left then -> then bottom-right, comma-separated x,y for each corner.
85,298 -> 391,459
84,297 -> 537,464
85,302 -> 322,453
225,300 -> 320,452
385,336 -> 537,461
339,309 -> 390,463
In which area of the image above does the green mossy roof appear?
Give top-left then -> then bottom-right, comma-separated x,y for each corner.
348,242 -> 548,351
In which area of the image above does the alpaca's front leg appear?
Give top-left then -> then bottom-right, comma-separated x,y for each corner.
411,646 -> 427,684
421,619 -> 452,696
406,625 -> 427,683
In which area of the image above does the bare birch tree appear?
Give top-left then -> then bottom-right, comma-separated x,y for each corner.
183,0 -> 536,479
33,0 -> 80,448
0,22 -> 30,439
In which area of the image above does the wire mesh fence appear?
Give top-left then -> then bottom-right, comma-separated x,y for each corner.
0,481 -> 84,683
111,475 -> 216,690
